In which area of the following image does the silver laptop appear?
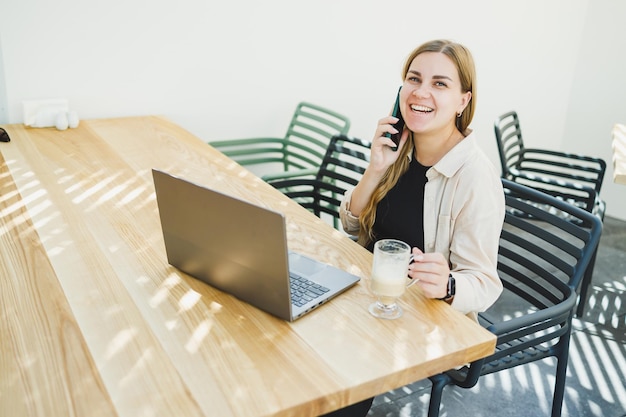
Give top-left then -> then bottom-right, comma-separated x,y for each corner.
152,169 -> 360,321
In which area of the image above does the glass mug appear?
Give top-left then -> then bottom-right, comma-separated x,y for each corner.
368,239 -> 417,319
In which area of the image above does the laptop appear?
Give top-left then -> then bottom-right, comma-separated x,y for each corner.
152,169 -> 361,321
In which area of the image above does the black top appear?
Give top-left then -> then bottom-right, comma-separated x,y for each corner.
367,157 -> 429,252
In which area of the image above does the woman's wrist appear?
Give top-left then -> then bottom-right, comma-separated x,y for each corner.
437,274 -> 456,301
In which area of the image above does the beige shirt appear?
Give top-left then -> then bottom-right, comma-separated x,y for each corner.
340,132 -> 505,321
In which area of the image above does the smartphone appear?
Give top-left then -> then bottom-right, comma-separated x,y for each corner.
384,86 -> 404,151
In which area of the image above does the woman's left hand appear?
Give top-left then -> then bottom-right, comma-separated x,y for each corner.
408,248 -> 450,299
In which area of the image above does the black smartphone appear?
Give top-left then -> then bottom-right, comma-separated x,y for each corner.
384,86 -> 404,151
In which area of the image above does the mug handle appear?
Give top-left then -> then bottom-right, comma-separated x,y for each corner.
406,254 -> 418,288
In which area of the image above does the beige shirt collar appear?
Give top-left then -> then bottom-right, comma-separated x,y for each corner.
408,129 -> 475,178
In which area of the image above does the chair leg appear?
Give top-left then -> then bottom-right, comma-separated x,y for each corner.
551,330 -> 573,417
576,245 -> 599,317
427,374 -> 450,417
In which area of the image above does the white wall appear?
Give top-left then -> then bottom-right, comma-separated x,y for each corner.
1,0 -> 624,219
563,0 -> 626,222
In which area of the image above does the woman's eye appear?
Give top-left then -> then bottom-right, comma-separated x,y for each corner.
435,81 -> 447,87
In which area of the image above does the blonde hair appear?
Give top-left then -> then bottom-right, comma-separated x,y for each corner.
357,39 -> 476,247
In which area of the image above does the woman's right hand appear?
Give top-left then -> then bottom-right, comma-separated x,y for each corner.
369,116 -> 409,174
345,116 -> 410,217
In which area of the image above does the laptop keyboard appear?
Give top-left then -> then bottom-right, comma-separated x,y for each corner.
290,273 -> 330,307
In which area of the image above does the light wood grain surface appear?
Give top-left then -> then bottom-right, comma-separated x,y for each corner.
0,116 -> 496,417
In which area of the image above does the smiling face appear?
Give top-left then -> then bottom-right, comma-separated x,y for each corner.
399,51 -> 471,137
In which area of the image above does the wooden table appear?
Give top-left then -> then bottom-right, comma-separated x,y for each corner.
0,116 -> 496,417
612,123 -> 626,185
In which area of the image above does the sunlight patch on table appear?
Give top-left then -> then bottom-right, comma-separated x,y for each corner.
106,328 -> 138,360
178,289 -> 201,312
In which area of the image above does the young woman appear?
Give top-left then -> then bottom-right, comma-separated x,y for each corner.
324,39 -> 505,416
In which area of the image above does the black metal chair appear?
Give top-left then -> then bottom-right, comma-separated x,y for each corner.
209,102 -> 351,182
427,178 -> 603,417
494,110 -> 606,316
267,133 -> 370,229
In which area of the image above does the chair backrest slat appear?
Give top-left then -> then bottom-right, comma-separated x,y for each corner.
269,134 -> 370,229
282,102 -> 351,174
494,111 -> 607,210
209,101 -> 350,180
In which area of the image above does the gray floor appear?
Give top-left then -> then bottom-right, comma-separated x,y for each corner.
368,216 -> 626,417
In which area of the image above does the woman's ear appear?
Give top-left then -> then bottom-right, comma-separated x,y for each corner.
458,91 -> 472,114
